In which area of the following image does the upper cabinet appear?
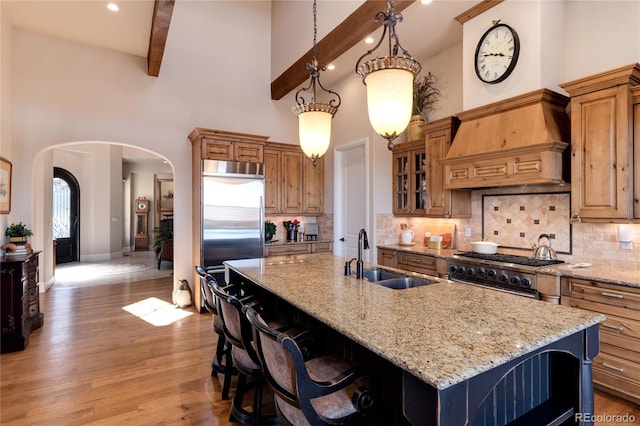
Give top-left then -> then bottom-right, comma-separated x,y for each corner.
392,118 -> 471,218
189,128 -> 267,163
265,142 -> 324,215
392,139 -> 427,215
560,64 -> 640,221
424,117 -> 471,218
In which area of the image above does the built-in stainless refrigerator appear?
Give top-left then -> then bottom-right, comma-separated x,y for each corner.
201,160 -> 264,281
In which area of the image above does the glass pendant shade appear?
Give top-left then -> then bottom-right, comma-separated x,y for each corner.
298,110 -> 332,161
364,68 -> 414,143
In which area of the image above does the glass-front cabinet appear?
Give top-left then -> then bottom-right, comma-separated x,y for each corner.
392,140 -> 427,215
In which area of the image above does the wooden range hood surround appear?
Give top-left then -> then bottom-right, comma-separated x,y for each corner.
441,89 -> 571,189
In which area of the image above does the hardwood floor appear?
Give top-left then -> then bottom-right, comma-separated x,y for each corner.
1,266 -> 638,425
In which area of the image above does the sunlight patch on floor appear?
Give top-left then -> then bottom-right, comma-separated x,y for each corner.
122,297 -> 192,326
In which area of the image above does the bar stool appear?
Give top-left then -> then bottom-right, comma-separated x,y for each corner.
195,265 -> 236,400
208,276 -> 279,426
245,306 -> 377,426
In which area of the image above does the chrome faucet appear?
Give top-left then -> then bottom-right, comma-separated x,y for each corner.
356,228 -> 369,279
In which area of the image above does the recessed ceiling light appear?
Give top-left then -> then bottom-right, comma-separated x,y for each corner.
327,64 -> 335,71
421,0 -> 433,4
107,3 -> 119,12
364,36 -> 374,44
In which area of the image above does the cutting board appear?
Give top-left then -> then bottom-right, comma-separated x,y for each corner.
423,224 -> 456,249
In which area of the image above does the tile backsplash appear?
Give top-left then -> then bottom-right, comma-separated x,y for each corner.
376,186 -> 639,271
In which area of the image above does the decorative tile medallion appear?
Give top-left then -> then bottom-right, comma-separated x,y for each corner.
482,193 -> 571,253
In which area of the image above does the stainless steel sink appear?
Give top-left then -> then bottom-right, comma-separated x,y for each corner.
356,268 -> 437,290
374,276 -> 437,290
360,267 -> 403,282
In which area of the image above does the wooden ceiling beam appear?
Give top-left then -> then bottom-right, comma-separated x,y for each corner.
271,0 -> 416,100
147,0 -> 175,77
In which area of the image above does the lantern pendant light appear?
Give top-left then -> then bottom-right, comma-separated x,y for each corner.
292,0 -> 341,166
355,0 -> 421,150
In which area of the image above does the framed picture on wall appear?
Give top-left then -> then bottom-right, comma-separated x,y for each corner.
0,157 -> 12,214
157,178 -> 174,215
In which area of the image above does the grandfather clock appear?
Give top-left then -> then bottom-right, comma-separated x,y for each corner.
134,197 -> 149,251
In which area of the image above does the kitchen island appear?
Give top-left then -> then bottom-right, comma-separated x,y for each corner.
225,253 -> 604,425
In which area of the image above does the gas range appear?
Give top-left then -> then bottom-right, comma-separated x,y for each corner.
447,252 -> 565,298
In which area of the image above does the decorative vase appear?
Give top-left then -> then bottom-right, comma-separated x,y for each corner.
407,115 -> 426,141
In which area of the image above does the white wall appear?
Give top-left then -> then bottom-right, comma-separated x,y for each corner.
7,1 -> 298,293
0,3 -> 12,235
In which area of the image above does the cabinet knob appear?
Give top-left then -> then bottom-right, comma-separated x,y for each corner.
570,212 -> 581,223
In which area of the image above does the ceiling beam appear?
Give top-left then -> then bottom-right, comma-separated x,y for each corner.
271,0 -> 416,100
147,0 -> 175,77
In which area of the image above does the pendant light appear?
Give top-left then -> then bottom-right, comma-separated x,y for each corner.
356,0 -> 421,150
292,0 -> 341,166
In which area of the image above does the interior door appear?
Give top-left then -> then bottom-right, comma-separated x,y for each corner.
335,140 -> 368,261
53,167 -> 80,264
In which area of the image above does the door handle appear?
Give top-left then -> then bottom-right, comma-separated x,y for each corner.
339,238 -> 345,242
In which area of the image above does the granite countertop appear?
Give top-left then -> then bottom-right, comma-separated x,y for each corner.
537,263 -> 640,289
377,243 -> 458,258
265,239 -> 333,246
225,253 -> 603,390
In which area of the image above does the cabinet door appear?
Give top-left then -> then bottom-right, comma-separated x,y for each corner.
411,149 -> 428,215
303,156 -> 324,214
282,150 -> 304,213
377,248 -> 397,268
202,139 -> 234,161
570,86 -> 632,219
427,133 -> 449,216
634,102 -> 640,219
392,151 -> 411,215
235,142 -> 264,163
264,149 -> 281,214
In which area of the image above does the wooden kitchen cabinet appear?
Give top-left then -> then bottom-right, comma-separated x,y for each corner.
424,117 -> 471,218
264,142 -> 324,215
1,252 -> 44,353
189,128 -> 268,163
392,139 -> 427,215
561,277 -> 640,403
632,85 -> 640,219
560,64 -> 640,221
377,248 -> 397,268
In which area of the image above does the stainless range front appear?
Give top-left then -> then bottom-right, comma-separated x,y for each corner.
447,252 -> 564,298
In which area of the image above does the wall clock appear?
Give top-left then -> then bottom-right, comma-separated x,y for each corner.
474,21 -> 520,84
135,197 -> 149,213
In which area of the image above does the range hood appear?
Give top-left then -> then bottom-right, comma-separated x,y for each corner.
441,89 -> 570,189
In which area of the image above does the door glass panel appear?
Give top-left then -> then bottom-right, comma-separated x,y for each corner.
53,177 -> 71,239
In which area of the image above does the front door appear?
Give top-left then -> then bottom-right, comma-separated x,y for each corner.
53,167 -> 80,264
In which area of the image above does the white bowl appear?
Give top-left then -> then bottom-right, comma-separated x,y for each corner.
472,241 -> 499,254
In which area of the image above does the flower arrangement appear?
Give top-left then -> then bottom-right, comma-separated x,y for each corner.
5,222 -> 33,238
412,72 -> 441,121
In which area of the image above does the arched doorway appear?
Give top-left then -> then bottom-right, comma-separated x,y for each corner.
53,167 -> 80,264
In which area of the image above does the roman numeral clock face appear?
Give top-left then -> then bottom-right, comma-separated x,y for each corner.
474,23 -> 520,84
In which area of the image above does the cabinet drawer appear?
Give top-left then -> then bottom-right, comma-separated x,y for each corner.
563,294 -> 639,322
202,140 -> 233,160
311,242 -> 332,253
594,352 -> 640,383
565,279 -> 640,311
594,366 -> 640,403
397,252 -> 436,270
235,142 -> 263,163
265,244 -> 311,256
600,312 -> 640,341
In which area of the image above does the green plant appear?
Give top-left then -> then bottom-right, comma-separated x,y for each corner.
153,226 -> 173,250
412,72 -> 441,121
5,222 -> 33,237
265,220 -> 276,235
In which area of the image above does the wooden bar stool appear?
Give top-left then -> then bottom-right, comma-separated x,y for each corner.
245,306 -> 378,426
208,276 -> 279,426
195,265 -> 236,400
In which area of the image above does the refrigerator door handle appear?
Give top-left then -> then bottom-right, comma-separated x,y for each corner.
259,196 -> 264,245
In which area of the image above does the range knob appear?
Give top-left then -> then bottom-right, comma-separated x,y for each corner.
520,278 -> 531,288
465,268 -> 474,276
510,276 -> 520,285
450,266 -> 457,273
476,267 -> 486,276
487,270 -> 497,278
456,267 -> 465,274
499,274 -> 508,283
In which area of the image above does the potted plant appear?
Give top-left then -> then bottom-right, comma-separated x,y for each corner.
408,72 -> 441,141
265,220 -> 276,242
5,222 -> 33,244
153,225 -> 173,255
